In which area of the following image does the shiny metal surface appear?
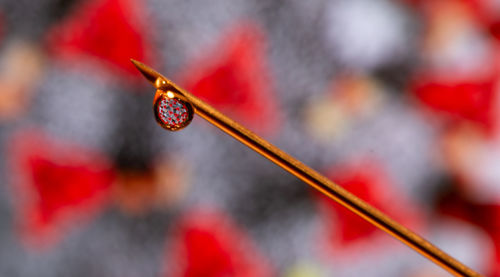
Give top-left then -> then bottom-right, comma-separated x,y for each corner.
131,59 -> 481,277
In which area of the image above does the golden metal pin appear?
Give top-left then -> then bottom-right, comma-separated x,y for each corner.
131,59 -> 481,277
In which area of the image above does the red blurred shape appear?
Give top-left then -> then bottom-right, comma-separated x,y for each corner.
439,190 -> 500,276
9,129 -> 114,248
490,20 -> 500,41
165,208 -> 274,277
180,23 -> 279,133
411,76 -> 497,132
316,159 -> 423,255
45,0 -> 155,80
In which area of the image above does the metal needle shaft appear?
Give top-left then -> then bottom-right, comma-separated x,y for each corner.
131,59 -> 481,277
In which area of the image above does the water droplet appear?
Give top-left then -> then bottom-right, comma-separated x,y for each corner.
154,94 -> 193,131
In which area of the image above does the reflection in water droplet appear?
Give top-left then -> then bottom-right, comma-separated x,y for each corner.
155,95 -> 193,131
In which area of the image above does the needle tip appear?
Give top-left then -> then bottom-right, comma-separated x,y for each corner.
130,59 -> 163,86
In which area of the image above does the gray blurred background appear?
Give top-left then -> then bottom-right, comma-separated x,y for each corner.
0,0 -> 499,276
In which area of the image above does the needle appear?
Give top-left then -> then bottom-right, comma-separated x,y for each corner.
131,59 -> 481,277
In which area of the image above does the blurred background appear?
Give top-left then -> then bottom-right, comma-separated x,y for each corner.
0,0 -> 499,276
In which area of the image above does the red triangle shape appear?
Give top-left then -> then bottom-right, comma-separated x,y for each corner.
45,0 -> 155,80
9,129 -> 114,248
316,158 -> 423,254
165,208 -> 274,277
179,23 -> 280,134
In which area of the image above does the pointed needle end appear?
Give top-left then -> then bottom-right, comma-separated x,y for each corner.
130,59 -> 164,87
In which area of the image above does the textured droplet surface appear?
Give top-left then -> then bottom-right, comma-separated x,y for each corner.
157,97 -> 191,130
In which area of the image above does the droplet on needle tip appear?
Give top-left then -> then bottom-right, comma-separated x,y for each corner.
154,92 -> 193,131
131,59 -> 194,131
